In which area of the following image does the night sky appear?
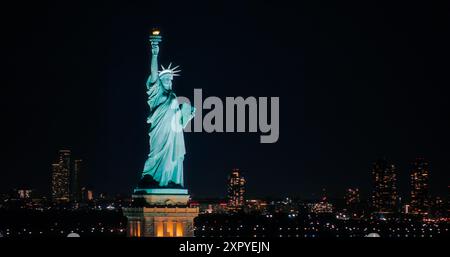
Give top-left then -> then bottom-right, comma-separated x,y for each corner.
2,1 -> 449,200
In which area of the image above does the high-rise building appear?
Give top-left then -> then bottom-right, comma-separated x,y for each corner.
71,159 -> 82,202
227,168 -> 246,212
51,150 -> 85,203
410,158 -> 430,214
310,188 -> 334,214
371,159 -> 398,213
51,150 -> 71,202
345,188 -> 360,208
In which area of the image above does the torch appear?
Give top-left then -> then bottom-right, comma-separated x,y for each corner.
149,28 -> 162,45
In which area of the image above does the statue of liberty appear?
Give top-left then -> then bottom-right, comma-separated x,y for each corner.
138,30 -> 195,189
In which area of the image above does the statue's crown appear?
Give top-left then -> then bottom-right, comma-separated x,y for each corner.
159,63 -> 181,77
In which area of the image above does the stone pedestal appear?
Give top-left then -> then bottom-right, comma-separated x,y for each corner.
123,206 -> 198,237
123,188 -> 199,237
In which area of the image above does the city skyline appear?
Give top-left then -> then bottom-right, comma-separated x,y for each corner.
2,149 -> 448,206
1,153 -> 448,239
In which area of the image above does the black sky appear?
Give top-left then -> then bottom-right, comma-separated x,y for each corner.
1,1 -> 449,199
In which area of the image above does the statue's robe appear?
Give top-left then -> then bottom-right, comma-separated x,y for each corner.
141,79 -> 193,187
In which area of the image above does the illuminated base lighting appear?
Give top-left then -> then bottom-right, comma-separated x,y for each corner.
123,206 -> 199,237
123,190 -> 199,237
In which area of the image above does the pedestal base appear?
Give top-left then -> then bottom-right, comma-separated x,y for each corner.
123,206 -> 198,237
123,189 -> 198,237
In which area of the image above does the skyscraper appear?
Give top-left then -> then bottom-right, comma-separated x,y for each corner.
410,158 -> 430,214
51,150 -> 71,202
71,159 -> 83,202
345,188 -> 360,206
345,188 -> 360,210
227,168 -> 246,212
311,188 -> 334,214
371,159 -> 398,213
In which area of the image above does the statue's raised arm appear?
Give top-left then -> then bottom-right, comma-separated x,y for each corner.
146,43 -> 159,88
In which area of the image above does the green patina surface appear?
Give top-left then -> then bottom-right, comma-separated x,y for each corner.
141,33 -> 195,188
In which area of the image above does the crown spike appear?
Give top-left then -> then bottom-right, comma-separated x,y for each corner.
158,63 -> 181,77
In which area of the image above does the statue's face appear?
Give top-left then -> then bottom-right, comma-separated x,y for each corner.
160,74 -> 173,90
